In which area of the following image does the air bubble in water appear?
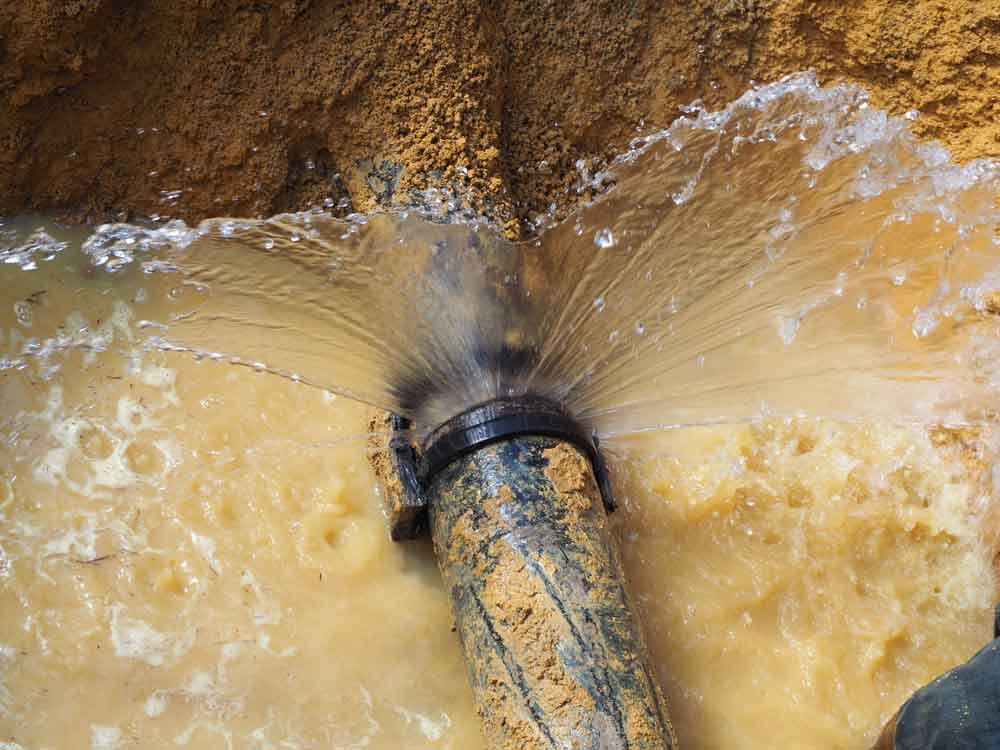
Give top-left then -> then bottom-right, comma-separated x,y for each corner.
911,309 -> 939,339
778,315 -> 800,345
14,301 -> 32,328
594,228 -> 616,249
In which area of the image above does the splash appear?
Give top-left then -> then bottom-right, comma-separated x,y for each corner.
4,73 -> 1000,441
3,74 -> 1000,750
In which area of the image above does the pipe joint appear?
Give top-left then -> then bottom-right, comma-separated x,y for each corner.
385,396 -> 615,541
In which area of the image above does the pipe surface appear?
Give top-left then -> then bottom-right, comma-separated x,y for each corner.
427,434 -> 676,750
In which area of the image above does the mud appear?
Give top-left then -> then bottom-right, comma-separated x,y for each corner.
542,443 -> 595,503
367,411 -> 423,540
3,1 -> 999,236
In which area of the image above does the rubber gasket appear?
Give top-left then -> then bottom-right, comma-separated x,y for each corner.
418,396 -> 616,511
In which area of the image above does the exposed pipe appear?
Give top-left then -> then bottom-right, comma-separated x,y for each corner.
377,396 -> 676,749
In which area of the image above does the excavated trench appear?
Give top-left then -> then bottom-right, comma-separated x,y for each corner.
2,3 -> 1000,750
3,1 -> 1000,234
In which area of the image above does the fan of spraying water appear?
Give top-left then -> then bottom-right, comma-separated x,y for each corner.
7,73 -> 1000,440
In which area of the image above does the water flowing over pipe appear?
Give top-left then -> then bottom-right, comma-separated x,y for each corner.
376,395 -> 676,749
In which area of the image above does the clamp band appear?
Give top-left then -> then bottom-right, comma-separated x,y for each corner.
418,396 -> 616,512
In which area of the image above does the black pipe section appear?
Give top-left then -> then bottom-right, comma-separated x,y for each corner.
420,397 -> 676,750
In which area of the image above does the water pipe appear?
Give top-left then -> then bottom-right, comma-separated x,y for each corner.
375,396 -> 676,750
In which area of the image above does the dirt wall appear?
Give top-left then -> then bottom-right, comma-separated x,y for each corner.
2,0 -> 999,236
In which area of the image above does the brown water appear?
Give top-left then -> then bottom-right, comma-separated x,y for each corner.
128,74 -> 1000,437
2,75 -> 1000,749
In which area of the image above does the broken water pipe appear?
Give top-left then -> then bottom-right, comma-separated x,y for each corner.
6,75 -> 999,748
154,75 -> 1000,749
371,394 -> 677,750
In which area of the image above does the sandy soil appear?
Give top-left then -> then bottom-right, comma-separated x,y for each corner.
3,0 -> 999,236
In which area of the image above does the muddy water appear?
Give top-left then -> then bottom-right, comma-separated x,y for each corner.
3,78 -> 1000,749
0,240 -> 481,748
614,423 -> 997,748
2,232 -> 998,750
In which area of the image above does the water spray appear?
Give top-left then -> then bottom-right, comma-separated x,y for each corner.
116,76 -> 1000,746
374,395 -> 676,749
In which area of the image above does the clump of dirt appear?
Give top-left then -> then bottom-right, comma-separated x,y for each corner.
2,1 -> 999,237
542,443 -> 597,514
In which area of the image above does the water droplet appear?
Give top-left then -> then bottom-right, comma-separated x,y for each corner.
13,301 -> 32,328
671,183 -> 696,205
833,271 -> 848,296
778,315 -> 800,345
912,308 -> 940,339
263,239 -> 275,250
635,320 -> 646,336
593,296 -> 606,313
594,228 -> 616,249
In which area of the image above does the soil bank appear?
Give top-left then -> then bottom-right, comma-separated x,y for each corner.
2,0 -> 999,236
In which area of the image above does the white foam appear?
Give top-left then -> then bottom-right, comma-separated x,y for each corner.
145,691 -> 169,718
41,523 -> 97,560
191,532 -> 220,574
109,606 -> 189,667
90,725 -> 121,750
394,707 -> 452,741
